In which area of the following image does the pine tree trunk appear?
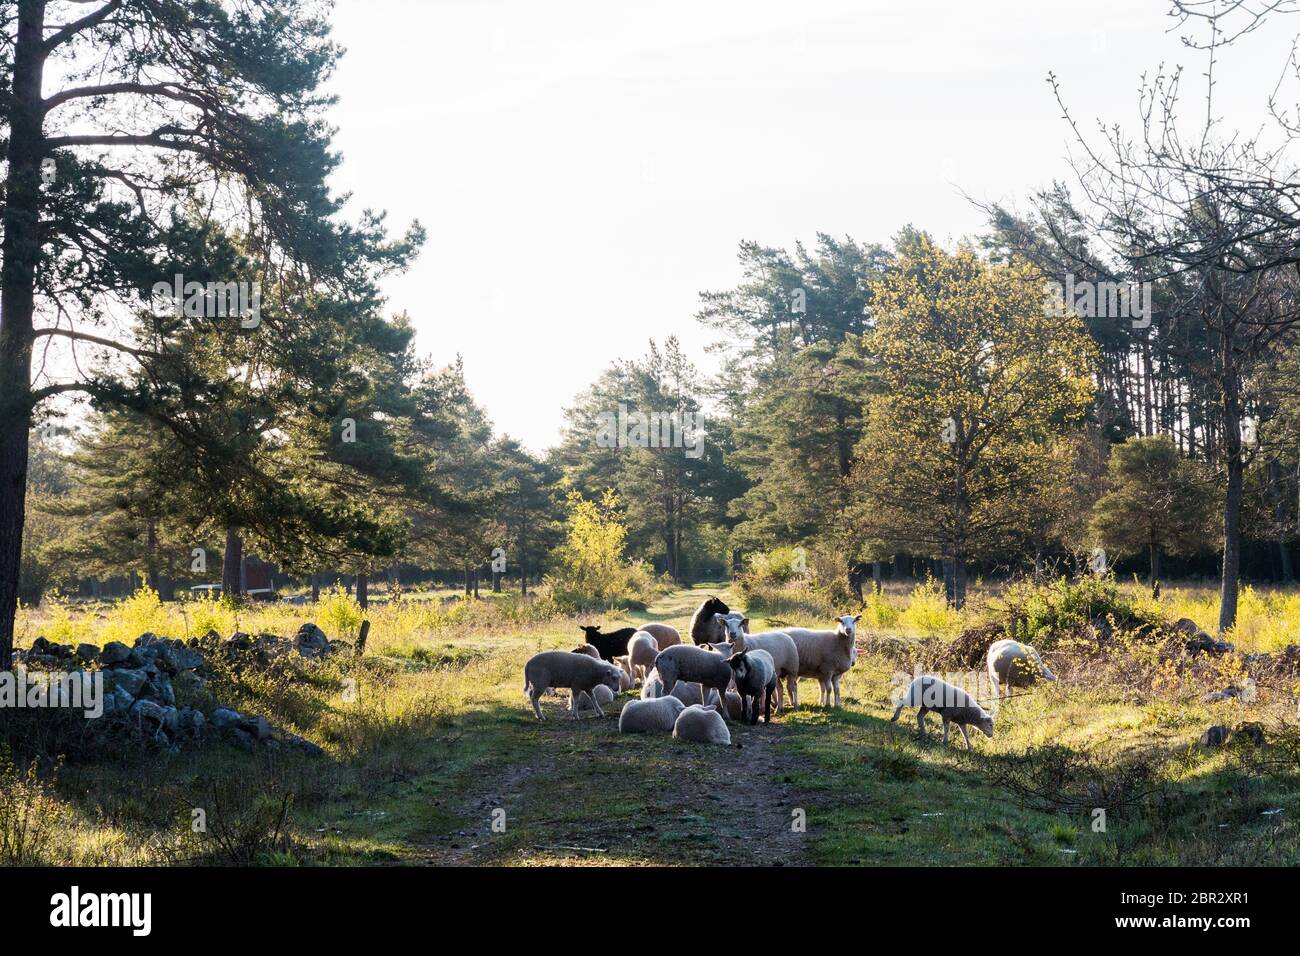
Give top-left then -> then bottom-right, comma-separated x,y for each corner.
356,573 -> 368,611
146,518 -> 160,593
311,572 -> 320,602
1269,457 -> 1293,581
1218,337 -> 1243,635
221,526 -> 243,597
1149,543 -> 1160,588
0,1 -> 48,671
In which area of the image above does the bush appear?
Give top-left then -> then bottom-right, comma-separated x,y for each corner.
998,574 -> 1156,647
546,490 -> 667,610
316,586 -> 364,640
0,752 -> 64,865
896,577 -> 963,636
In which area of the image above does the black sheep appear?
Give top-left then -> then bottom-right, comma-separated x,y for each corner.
578,624 -> 638,662
689,596 -> 730,645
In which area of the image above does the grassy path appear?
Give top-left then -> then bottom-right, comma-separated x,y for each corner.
403,585 -> 815,865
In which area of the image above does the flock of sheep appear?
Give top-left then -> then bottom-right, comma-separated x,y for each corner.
522,596 -> 1056,749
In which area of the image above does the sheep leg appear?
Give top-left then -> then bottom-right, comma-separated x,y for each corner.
530,690 -> 545,721
916,710 -> 928,740
763,684 -> 773,723
942,717 -> 951,746
831,673 -> 842,708
788,674 -> 799,709
960,723 -> 972,751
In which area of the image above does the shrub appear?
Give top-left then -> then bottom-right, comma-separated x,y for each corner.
316,586 -> 364,640
897,577 -> 963,636
546,490 -> 667,610
99,586 -> 175,645
0,752 -> 64,865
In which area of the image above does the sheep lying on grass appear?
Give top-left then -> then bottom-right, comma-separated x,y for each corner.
654,645 -> 734,717
723,689 -> 744,722
578,624 -> 638,662
689,596 -> 730,645
574,682 -> 617,715
619,695 -> 686,734
986,638 -> 1055,697
670,681 -> 721,709
641,668 -> 664,699
523,651 -> 624,720
890,675 -> 994,750
728,649 -> 777,724
628,631 -> 660,684
784,614 -> 860,707
639,622 -> 681,650
717,614 -> 798,710
673,704 -> 732,745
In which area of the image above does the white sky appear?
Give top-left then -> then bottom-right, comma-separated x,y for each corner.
325,0 -> 1297,452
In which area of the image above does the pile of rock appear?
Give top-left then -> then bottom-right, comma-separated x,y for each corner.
14,629 -> 330,756
1172,618 -> 1235,657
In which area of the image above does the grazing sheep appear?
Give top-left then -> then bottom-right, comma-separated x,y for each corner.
523,651 -> 623,720
639,622 -> 682,650
890,675 -> 994,750
619,695 -> 686,734
716,614 -> 799,710
654,645 -> 734,716
783,614 -> 860,707
673,704 -> 732,745
641,668 -> 665,699
689,596 -> 731,645
986,638 -> 1055,697
728,649 -> 777,724
627,631 -> 661,684
578,624 -> 639,662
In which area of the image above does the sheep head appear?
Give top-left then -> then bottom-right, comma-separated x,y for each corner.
836,614 -> 861,665
716,612 -> 749,643
727,651 -> 752,682
600,663 -> 624,693
978,714 -> 995,738
578,625 -> 601,638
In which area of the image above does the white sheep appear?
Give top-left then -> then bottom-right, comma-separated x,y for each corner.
672,704 -> 732,745
627,631 -> 661,684
619,695 -> 686,734
639,622 -> 682,650
668,680 -> 722,709
890,675 -> 994,750
783,614 -> 860,707
641,668 -> 665,699
574,682 -> 617,715
523,651 -> 623,720
716,613 -> 799,710
986,638 -> 1055,698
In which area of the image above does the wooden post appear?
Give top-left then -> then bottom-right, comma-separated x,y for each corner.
356,619 -> 370,656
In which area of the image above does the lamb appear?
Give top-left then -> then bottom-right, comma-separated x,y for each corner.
689,595 -> 730,645
638,622 -> 682,650
672,704 -> 732,745
716,614 -> 799,710
641,668 -> 665,699
986,638 -> 1055,697
890,675 -> 994,750
619,695 -> 686,734
669,680 -> 721,709
783,614 -> 860,707
523,651 -> 623,720
728,649 -> 777,724
653,644 -> 734,716
574,682 -> 617,714
627,631 -> 661,684
722,689 -> 745,722
573,643 -> 633,691
578,624 -> 639,662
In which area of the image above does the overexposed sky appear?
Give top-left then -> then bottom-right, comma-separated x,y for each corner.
325,0 -> 1296,451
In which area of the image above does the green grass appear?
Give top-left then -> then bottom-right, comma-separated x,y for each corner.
6,582 -> 1300,865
